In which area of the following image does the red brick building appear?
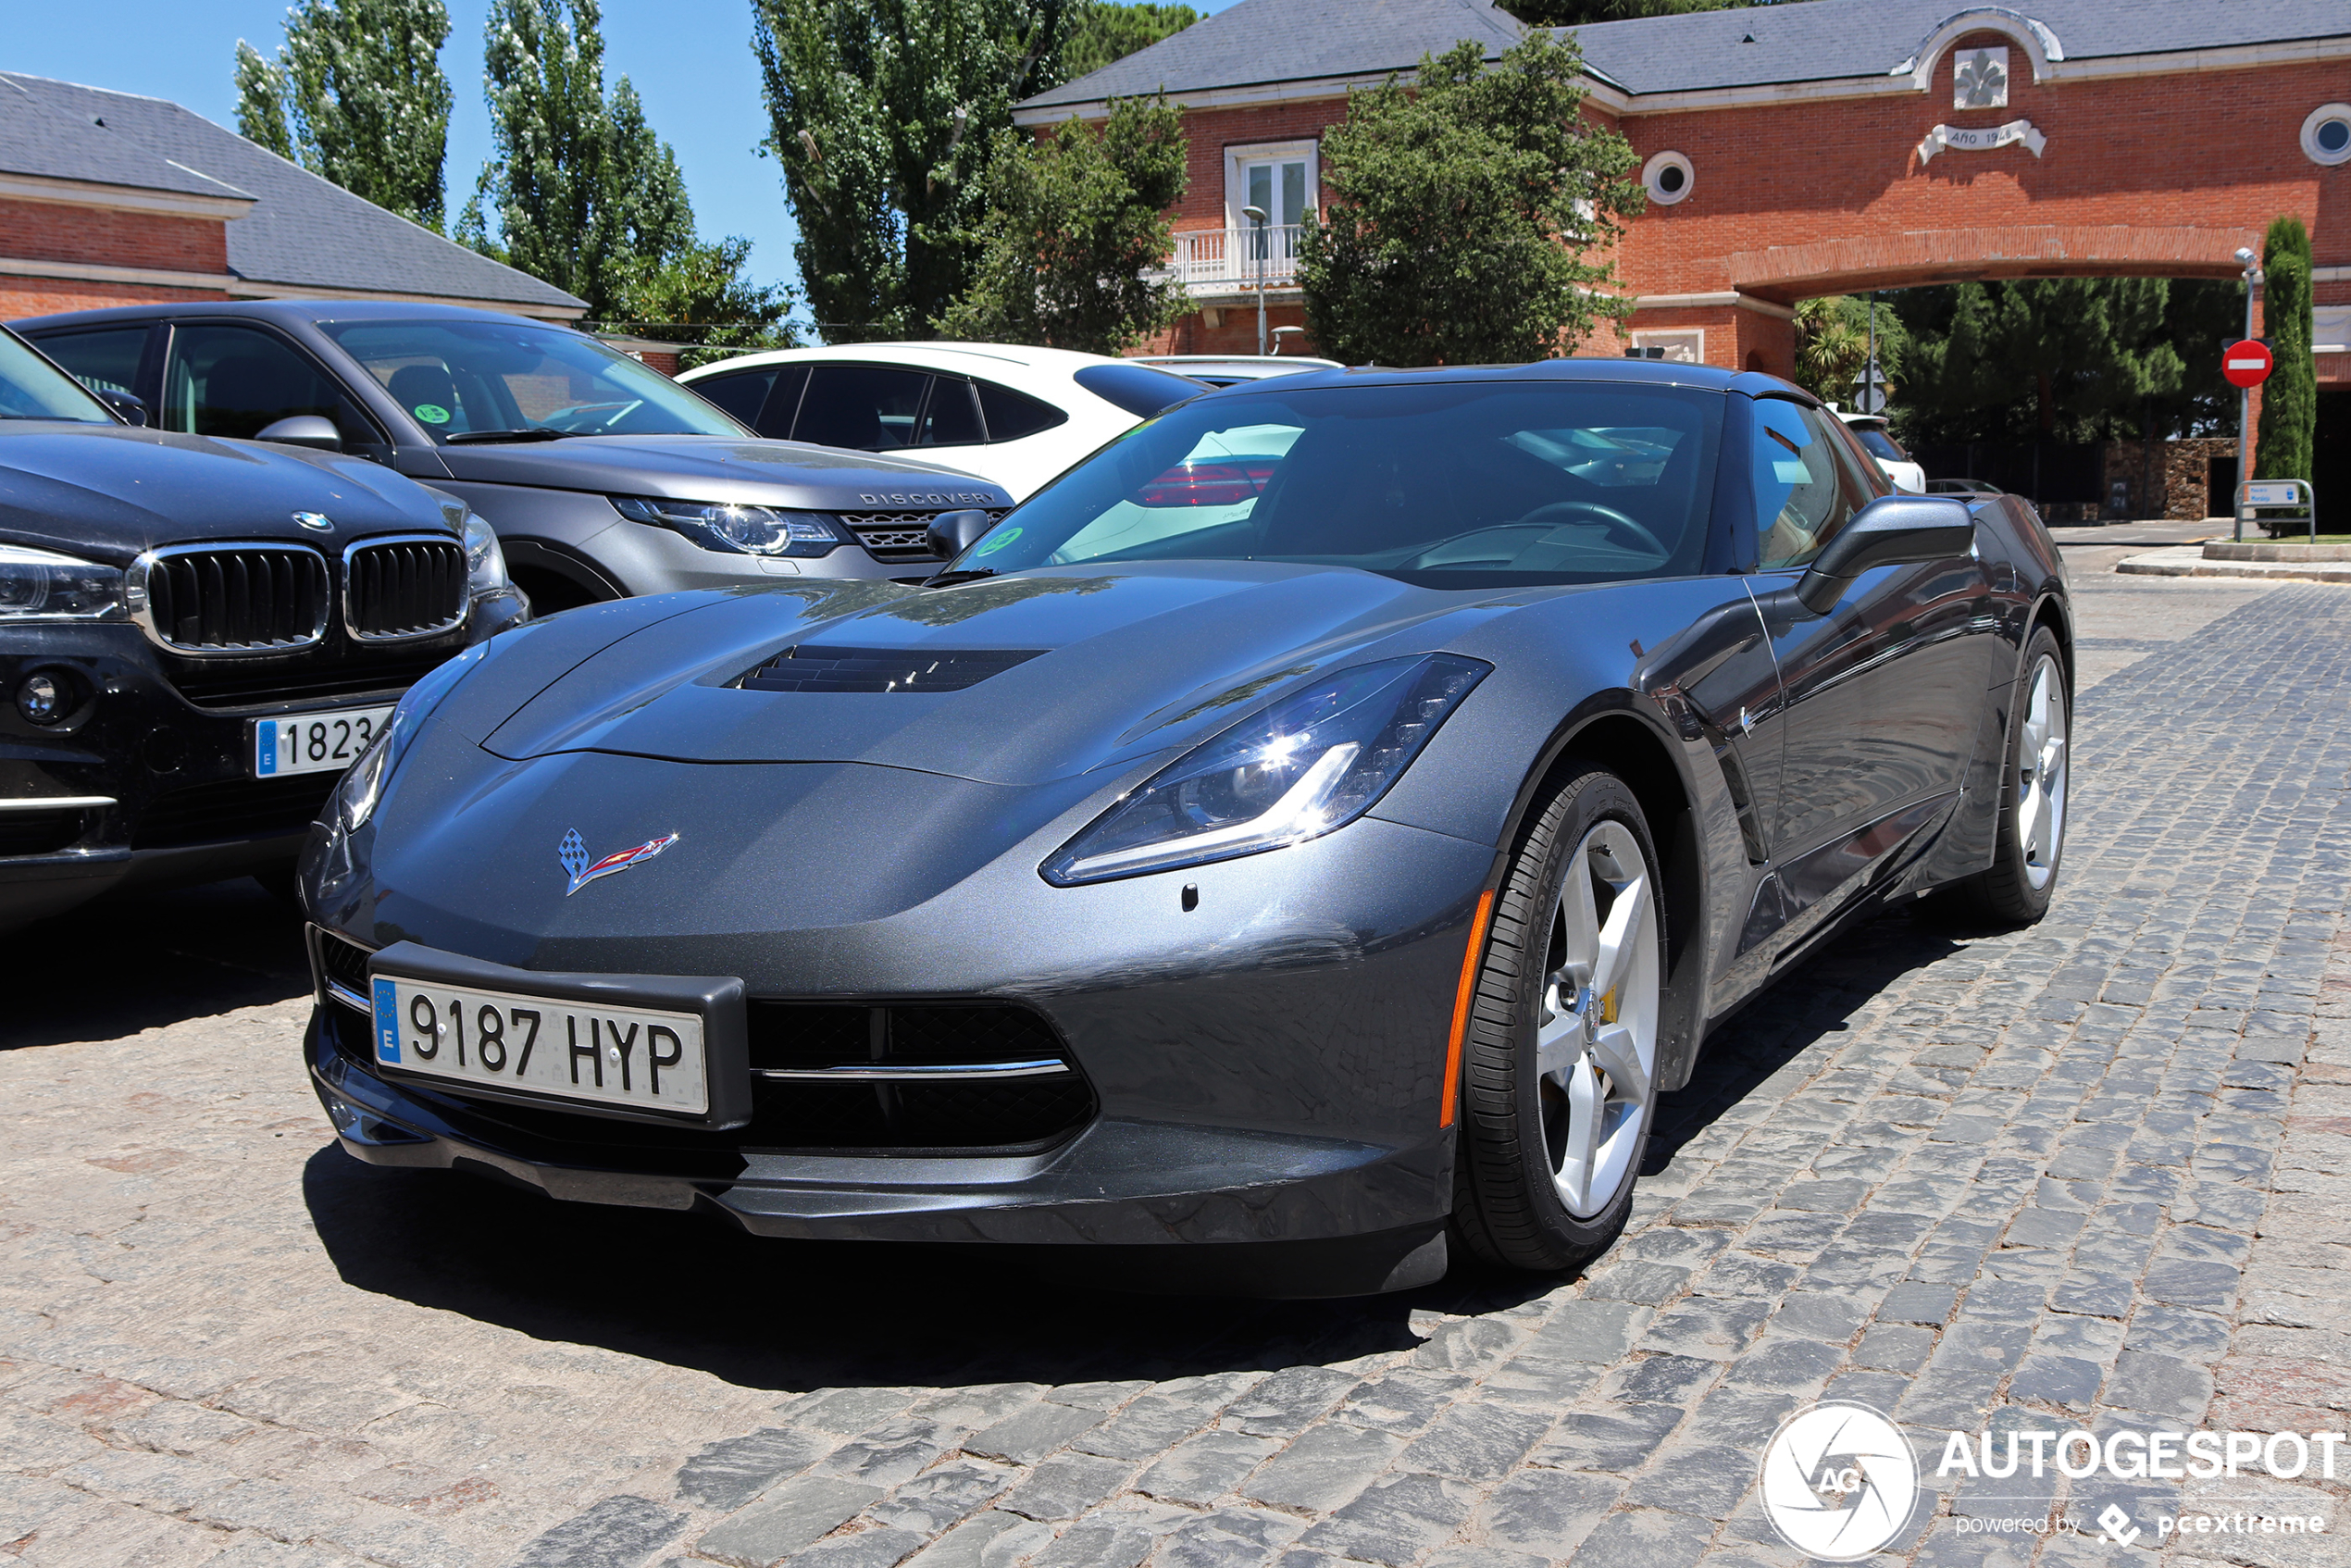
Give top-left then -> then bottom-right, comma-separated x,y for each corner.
1014,0 -> 2349,412
0,72 -> 583,324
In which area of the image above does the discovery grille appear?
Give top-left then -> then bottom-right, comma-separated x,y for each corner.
345,536 -> 468,641
131,544 -> 330,654
839,508 -> 1010,563
738,644 -> 1043,693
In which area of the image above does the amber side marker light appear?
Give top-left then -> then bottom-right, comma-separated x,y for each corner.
1440,888 -> 1497,1127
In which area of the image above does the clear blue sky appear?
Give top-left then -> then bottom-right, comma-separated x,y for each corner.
8,1 -> 1248,310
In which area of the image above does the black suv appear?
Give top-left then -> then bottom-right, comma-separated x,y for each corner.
0,327 -> 526,930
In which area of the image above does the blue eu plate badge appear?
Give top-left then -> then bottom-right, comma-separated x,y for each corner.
371,978 -> 402,1063
256,720 -> 280,776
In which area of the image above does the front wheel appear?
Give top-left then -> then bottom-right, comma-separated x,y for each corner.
1948,626 -> 2070,925
1452,764 -> 1665,1274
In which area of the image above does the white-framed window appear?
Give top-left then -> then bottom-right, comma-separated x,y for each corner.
1225,140 -> 1318,230
1633,330 -> 1706,365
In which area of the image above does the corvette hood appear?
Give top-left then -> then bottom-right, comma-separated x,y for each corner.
0,424 -> 449,564
476,562 -> 1510,787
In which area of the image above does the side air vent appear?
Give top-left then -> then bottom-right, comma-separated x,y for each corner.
738,644 -> 1044,694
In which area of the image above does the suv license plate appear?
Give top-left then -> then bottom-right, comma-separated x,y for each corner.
369,975 -> 710,1115
254,705 -> 395,778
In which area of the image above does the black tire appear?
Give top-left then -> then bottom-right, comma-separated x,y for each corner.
1451,762 -> 1666,1274
1944,625 -> 2070,926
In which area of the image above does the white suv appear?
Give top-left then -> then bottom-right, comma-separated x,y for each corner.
678,343 -> 1207,500
1835,410 -> 1926,492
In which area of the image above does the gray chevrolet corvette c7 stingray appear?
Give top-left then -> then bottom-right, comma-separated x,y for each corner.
296,358 -> 2072,1296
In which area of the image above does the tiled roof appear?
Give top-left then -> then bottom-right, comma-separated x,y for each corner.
1018,0 -> 2350,108
1021,0 -> 1521,110
0,72 -> 584,314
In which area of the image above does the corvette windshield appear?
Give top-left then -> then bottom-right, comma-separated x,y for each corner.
970,380 -> 1725,587
321,319 -> 746,442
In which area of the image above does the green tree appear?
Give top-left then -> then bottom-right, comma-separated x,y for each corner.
2256,215 -> 2315,495
1501,0 -> 1748,23
940,95 -> 1188,354
231,0 -> 454,229
1891,278 -> 2185,446
750,0 -> 1077,340
1299,32 -> 1642,367
457,0 -> 764,325
1062,2 -> 1199,79
1792,294 -> 1909,407
604,237 -> 799,368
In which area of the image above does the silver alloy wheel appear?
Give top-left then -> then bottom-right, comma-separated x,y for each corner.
1535,819 -> 1661,1219
2016,654 -> 2069,890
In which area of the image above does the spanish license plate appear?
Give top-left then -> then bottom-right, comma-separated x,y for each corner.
368,974 -> 710,1115
253,705 -> 395,779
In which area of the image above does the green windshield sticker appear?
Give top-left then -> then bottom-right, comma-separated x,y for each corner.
1773,458 -> 1813,484
973,525 -> 1020,556
413,403 -> 451,425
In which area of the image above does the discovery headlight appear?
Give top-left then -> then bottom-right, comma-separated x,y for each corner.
1042,653 -> 1489,886
0,543 -> 126,621
611,496 -> 846,557
331,641 -> 489,834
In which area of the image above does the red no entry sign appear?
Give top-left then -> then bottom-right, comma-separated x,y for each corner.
2223,339 -> 2273,389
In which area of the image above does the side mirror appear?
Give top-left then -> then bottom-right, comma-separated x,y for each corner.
925,507 -> 995,561
1794,494 -> 1974,615
255,415 -> 342,453
98,389 -> 147,427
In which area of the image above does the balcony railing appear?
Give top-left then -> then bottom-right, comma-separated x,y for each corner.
1159,225 -> 1305,292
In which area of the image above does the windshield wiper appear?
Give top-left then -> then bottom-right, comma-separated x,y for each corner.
443,428 -> 570,444
924,568 -> 996,587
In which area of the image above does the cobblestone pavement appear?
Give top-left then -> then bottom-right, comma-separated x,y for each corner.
6,570 -> 2349,1568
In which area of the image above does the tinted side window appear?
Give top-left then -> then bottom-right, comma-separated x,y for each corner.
919,377 -> 985,446
36,327 -> 151,399
758,365 -> 809,438
794,364 -> 927,451
690,368 -> 774,427
975,379 -> 1067,442
1751,400 -> 1856,570
163,324 -> 369,444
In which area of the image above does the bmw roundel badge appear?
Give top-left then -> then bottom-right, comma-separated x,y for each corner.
292,511 -> 335,532
558,828 -> 680,895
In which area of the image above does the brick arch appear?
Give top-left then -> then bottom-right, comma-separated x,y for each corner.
1725,224 -> 2262,306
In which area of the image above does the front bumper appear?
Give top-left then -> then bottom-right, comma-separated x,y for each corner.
306,1007 -> 1453,1293
0,592 -> 525,928
300,805 -> 1496,1292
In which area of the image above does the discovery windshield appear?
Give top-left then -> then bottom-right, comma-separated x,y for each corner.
323,318 -> 746,442
965,380 -> 1725,589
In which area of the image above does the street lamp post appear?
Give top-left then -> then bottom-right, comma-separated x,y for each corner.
2233,245 -> 2265,543
1242,204 -> 1269,356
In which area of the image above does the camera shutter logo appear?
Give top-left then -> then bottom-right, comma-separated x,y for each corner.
1760,1402 -> 1919,1561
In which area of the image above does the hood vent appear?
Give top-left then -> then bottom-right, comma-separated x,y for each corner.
739,643 -> 1044,694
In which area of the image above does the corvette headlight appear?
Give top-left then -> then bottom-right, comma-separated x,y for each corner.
461,512 -> 511,598
332,641 -> 489,833
1042,653 -> 1489,886
611,496 -> 845,557
0,544 -> 126,621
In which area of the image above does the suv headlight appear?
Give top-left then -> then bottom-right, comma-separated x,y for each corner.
0,544 -> 126,622
461,513 -> 511,598
611,497 -> 846,557
331,641 -> 489,834
1042,653 -> 1489,886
